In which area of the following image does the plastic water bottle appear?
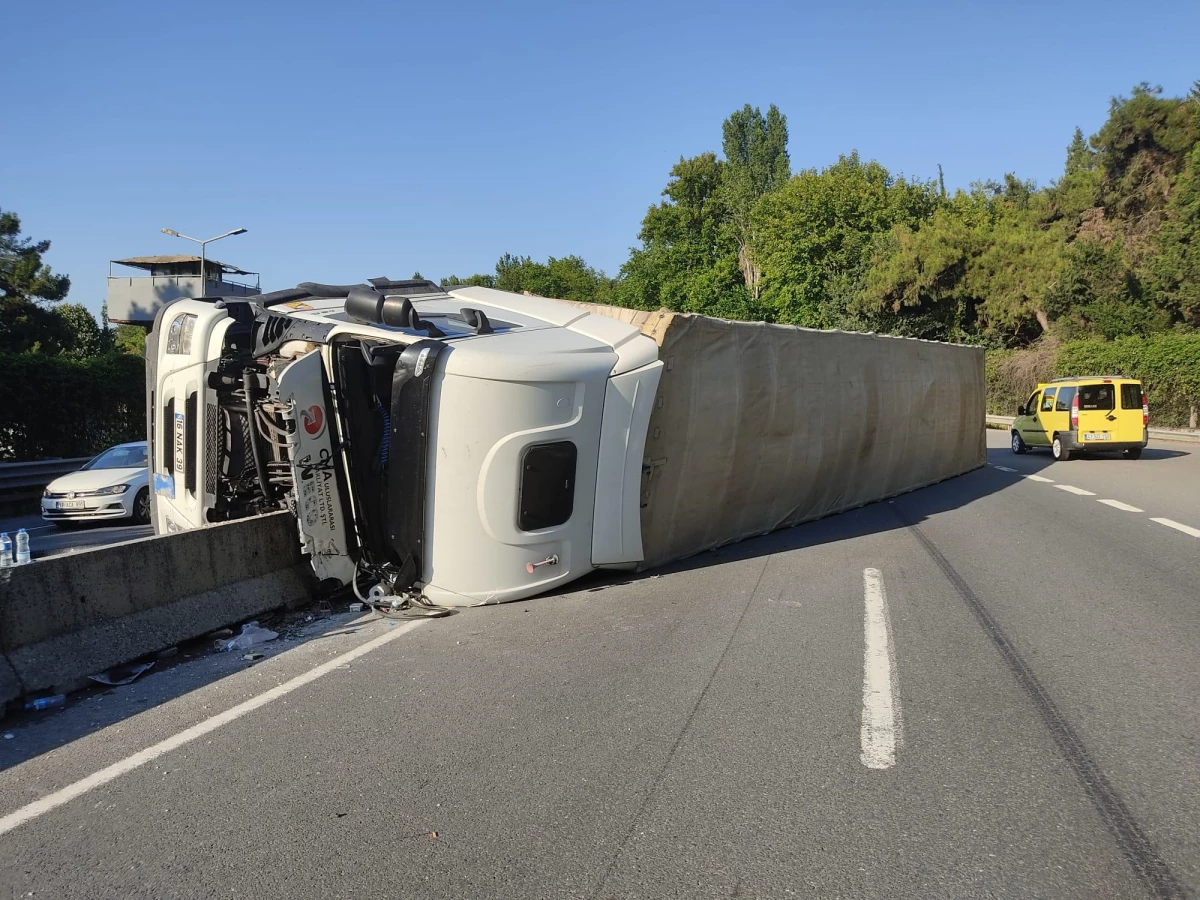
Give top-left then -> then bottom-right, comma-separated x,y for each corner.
24,694 -> 65,711
15,528 -> 29,565
0,532 -> 10,568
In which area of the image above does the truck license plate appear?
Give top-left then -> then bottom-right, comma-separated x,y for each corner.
1083,432 -> 1111,441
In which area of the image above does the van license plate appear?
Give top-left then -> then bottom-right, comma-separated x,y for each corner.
57,500 -> 85,509
1084,433 -> 1111,441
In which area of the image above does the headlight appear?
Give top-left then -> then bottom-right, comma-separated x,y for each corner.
43,488 -> 52,498
93,484 -> 131,496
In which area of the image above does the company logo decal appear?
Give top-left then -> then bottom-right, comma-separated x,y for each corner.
301,404 -> 325,437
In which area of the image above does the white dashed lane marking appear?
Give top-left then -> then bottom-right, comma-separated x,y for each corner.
992,458 -> 1196,535
1054,484 -> 1096,496
860,568 -> 901,770
1150,518 -> 1200,539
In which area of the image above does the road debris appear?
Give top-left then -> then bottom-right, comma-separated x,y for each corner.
89,661 -> 155,686
215,622 -> 279,652
242,652 -> 265,662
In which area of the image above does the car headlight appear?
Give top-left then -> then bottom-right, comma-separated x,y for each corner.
43,488 -> 52,498
93,484 -> 131,496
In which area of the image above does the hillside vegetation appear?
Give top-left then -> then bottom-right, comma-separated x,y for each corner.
449,83 -> 1200,426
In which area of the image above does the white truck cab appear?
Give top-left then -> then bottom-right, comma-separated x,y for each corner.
146,279 -> 662,606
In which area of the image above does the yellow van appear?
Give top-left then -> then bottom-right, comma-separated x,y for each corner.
1011,376 -> 1148,460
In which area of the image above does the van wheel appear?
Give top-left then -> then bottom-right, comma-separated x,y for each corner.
1122,448 -> 1143,460
1011,431 -> 1028,455
1052,436 -> 1071,461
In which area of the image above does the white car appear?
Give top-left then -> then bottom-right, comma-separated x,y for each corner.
41,441 -> 151,525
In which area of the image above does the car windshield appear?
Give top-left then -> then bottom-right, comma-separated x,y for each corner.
81,445 -> 148,470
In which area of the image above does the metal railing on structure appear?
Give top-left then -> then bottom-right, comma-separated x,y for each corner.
985,415 -> 1199,443
0,458 -> 90,512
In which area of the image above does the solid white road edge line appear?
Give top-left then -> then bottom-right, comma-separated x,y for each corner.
1026,474 -> 1055,483
1054,484 -> 1096,496
860,567 -> 901,770
0,619 -> 429,837
1097,499 -> 1144,513
1150,517 -> 1200,539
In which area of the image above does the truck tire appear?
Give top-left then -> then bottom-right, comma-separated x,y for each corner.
1011,431 -> 1027,455
1052,435 -> 1071,461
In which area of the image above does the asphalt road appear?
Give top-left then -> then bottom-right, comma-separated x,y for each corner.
0,512 -> 152,561
2,431 -> 1199,899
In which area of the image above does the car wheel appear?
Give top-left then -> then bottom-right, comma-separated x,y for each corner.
1011,431 -> 1027,455
1122,447 -> 1143,460
133,488 -> 151,525
1052,435 -> 1071,461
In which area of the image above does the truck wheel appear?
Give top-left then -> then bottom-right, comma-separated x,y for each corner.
1122,448 -> 1143,460
1011,431 -> 1027,455
1052,436 -> 1071,461
133,488 -> 151,525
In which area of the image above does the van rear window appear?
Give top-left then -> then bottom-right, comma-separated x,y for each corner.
1078,384 -> 1114,411
1120,384 -> 1142,409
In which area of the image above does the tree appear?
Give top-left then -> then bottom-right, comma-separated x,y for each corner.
1093,84 -> 1200,240
0,208 -> 72,354
720,104 -> 790,299
1064,127 -> 1095,176
442,272 -> 497,288
55,303 -> 103,358
616,152 -> 758,318
114,325 -> 147,357
751,152 -> 939,328
860,181 -> 1061,344
1151,139 -> 1200,327
493,253 -> 615,303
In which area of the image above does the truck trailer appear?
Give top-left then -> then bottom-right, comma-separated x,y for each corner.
146,278 -> 985,606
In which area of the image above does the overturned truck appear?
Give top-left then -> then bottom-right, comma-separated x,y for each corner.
146,279 -> 985,606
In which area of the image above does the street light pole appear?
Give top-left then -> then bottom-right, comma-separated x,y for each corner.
160,227 -> 248,296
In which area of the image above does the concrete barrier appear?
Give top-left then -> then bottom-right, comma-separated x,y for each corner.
0,511 -> 314,707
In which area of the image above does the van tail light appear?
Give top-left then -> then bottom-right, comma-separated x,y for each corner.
1142,393 -> 1148,427
1071,394 -> 1079,429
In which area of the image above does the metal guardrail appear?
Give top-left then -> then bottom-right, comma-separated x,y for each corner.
985,415 -> 1200,444
0,458 -> 91,510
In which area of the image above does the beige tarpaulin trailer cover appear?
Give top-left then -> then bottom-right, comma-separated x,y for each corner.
565,303 -> 987,570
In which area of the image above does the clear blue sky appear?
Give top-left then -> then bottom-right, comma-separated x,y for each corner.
3,0 -> 1197,318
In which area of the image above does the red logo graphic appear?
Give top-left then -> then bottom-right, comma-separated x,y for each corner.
301,404 -> 325,437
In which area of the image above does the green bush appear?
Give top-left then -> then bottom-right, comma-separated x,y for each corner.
987,333 -> 1200,428
0,351 -> 146,461
1057,334 -> 1200,428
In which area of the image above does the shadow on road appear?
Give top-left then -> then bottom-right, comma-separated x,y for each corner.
562,446 -> 1031,595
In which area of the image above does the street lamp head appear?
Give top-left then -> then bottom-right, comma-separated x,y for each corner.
161,228 -> 180,237
229,228 -> 248,236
